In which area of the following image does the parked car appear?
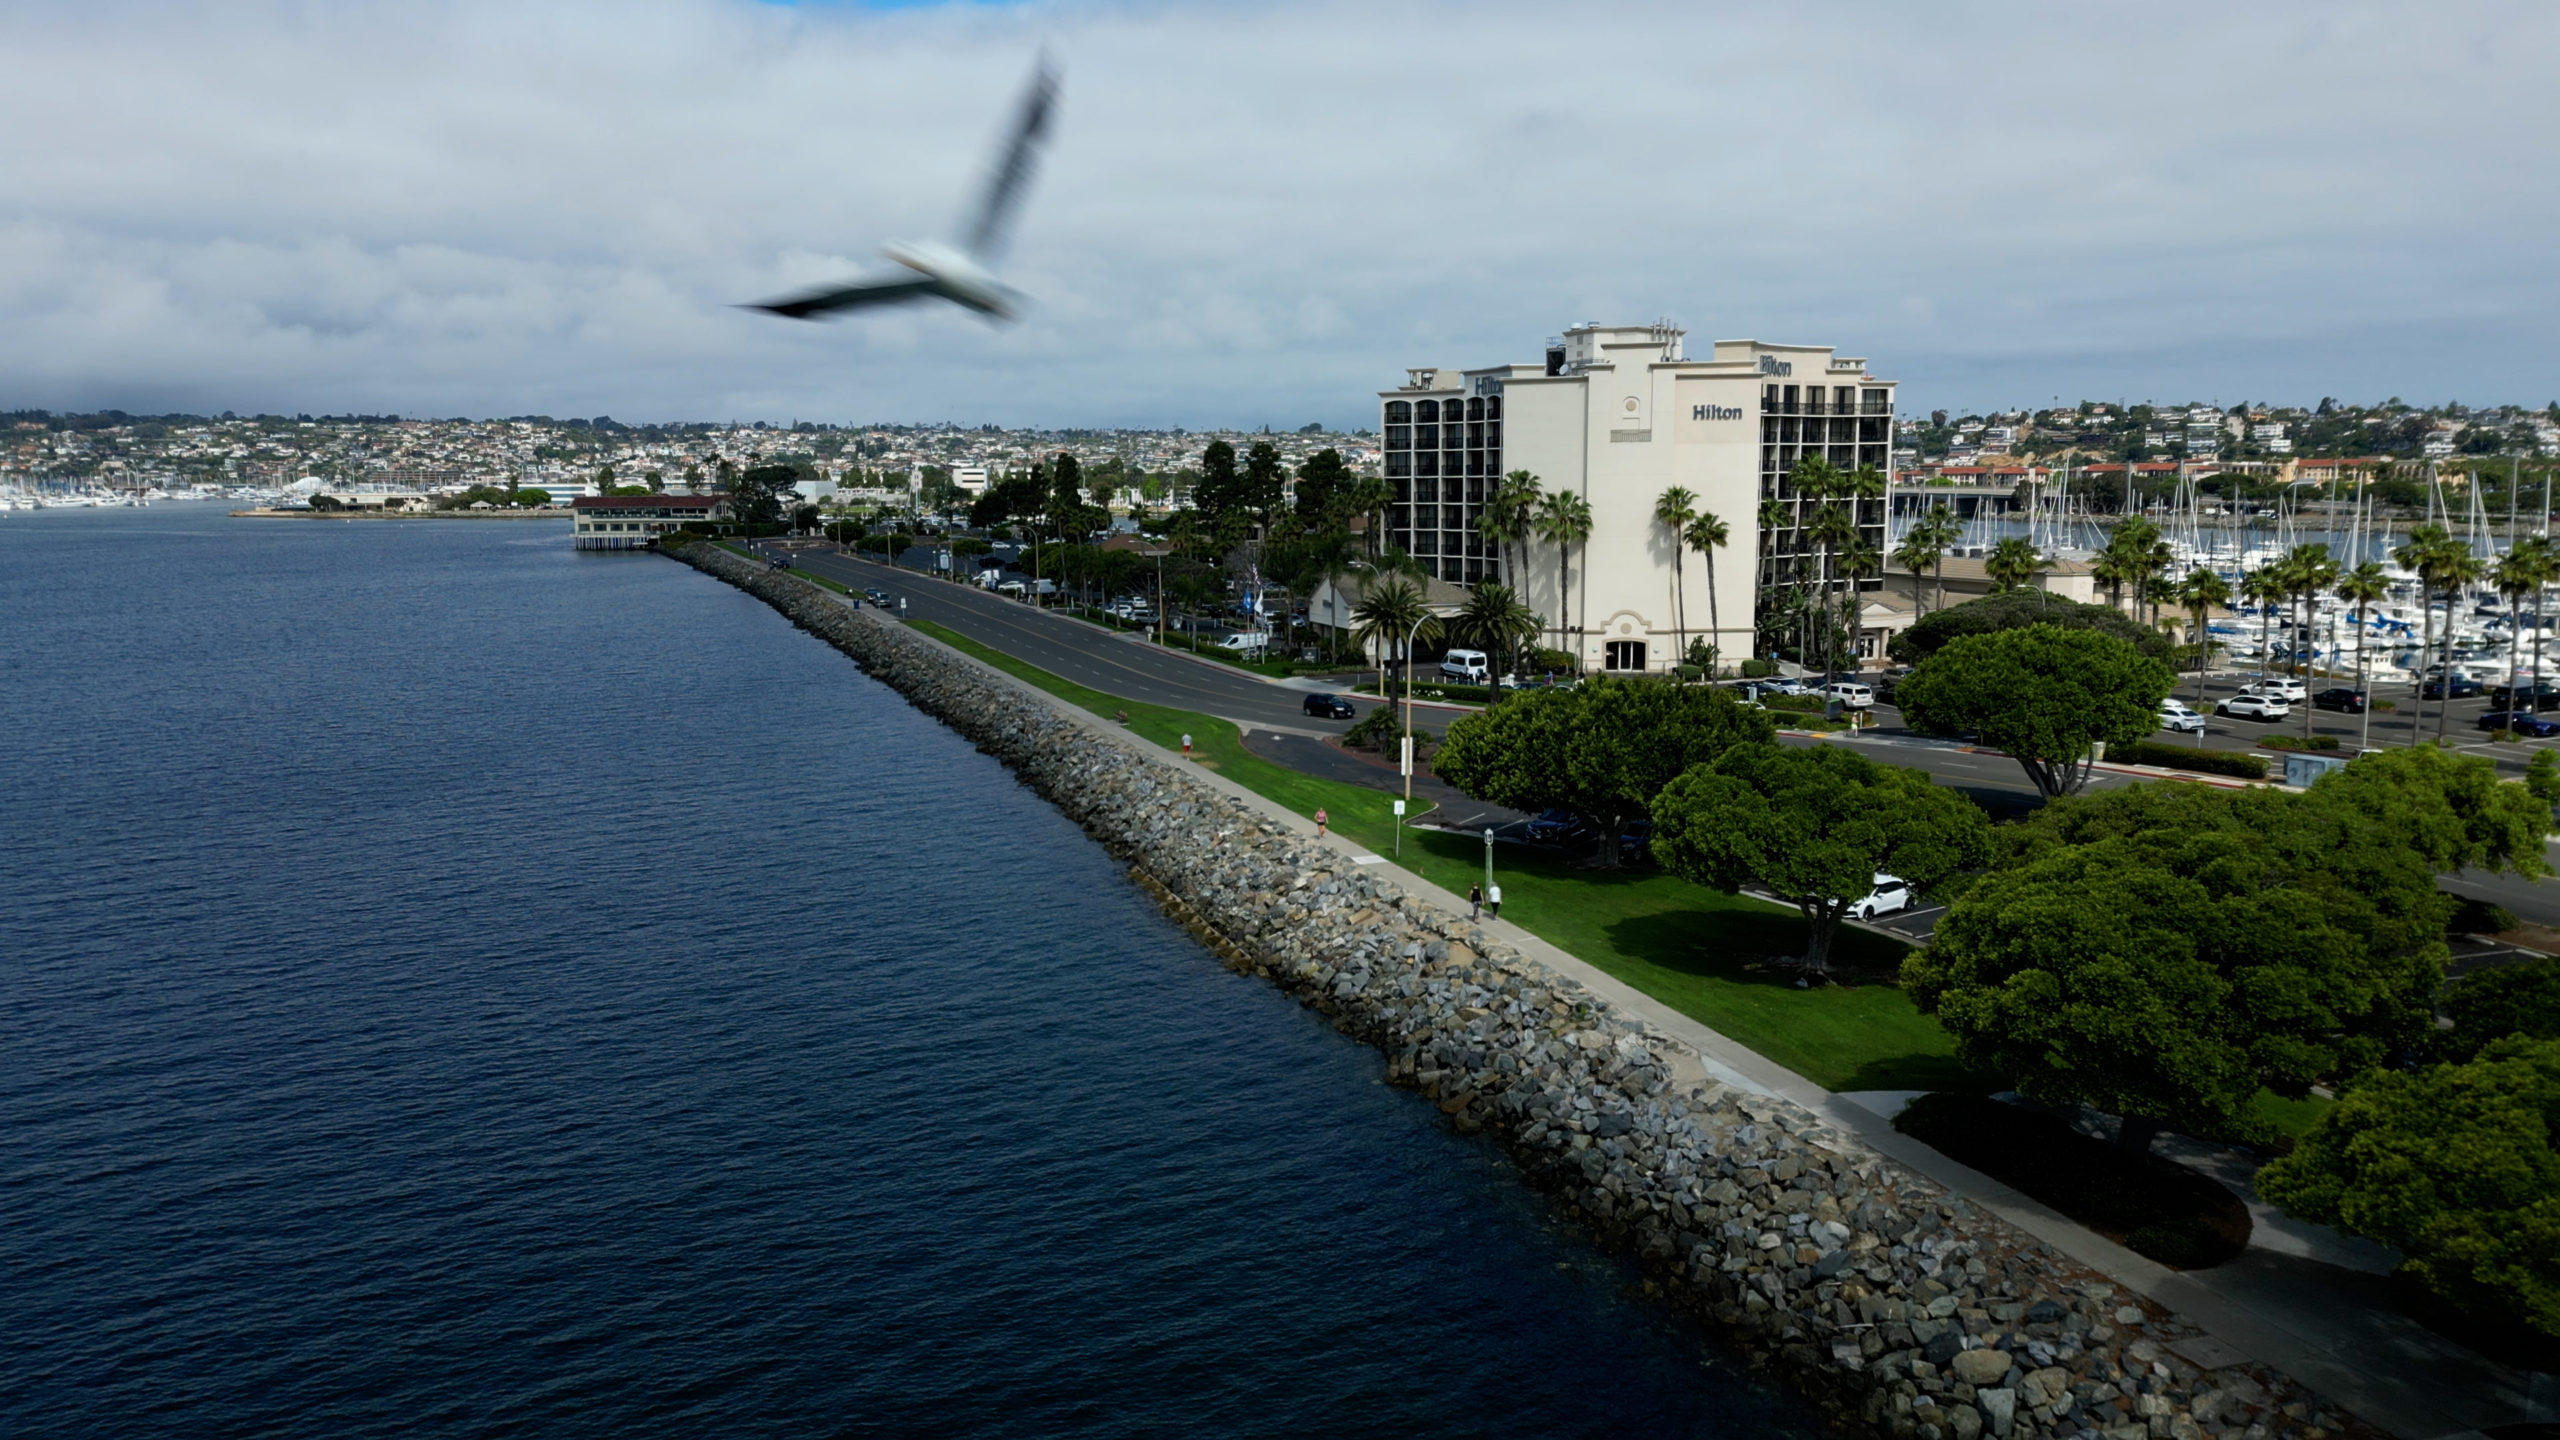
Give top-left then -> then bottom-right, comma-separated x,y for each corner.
1616,820 -> 1655,863
2156,700 -> 2207,734
2489,683 -> 2560,712
1524,809 -> 1588,844
2310,688 -> 2369,713
1756,676 -> 1812,697
1217,631 -> 1271,654
2243,676 -> 2307,702
2420,675 -> 2486,700
1850,874 -> 1913,921
2478,711 -> 2560,738
1824,681 -> 1875,709
2219,693 -> 2290,721
1301,693 -> 1357,720
862,587 -> 891,605
1439,648 -> 1491,682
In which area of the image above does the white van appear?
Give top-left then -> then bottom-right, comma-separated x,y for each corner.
1440,649 -> 1491,682
1824,681 -> 1875,709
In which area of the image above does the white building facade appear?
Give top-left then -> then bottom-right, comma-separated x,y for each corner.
1380,323 -> 1893,674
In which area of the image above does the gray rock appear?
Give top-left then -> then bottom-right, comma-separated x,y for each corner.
1950,1347 -> 2013,1386
1974,1386 -> 2016,1438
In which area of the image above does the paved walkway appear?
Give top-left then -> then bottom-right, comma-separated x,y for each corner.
794,577 -> 2542,1439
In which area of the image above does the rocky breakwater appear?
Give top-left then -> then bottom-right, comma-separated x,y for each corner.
668,542 -> 2374,1440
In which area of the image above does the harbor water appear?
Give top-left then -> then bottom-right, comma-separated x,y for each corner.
0,507 -> 1810,1438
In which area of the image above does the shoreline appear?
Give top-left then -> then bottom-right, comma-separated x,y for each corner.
226,507 -> 567,519
661,539 -> 2377,1440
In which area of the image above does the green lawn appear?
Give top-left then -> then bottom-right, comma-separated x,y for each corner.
907,617 -> 1983,1093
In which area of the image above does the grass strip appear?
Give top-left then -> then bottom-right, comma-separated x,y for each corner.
905,617 -> 1979,1093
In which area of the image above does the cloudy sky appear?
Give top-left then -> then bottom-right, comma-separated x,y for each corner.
3,0 -> 2555,426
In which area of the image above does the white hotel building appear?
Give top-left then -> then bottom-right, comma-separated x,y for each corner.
1379,323 -> 1893,674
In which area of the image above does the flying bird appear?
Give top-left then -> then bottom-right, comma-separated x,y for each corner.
746,57 -> 1058,324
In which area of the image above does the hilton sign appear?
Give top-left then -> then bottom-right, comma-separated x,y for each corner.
1692,404 -> 1745,421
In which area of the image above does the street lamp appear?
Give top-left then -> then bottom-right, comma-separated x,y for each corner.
1482,827 -> 1494,894
1400,611 -> 1437,805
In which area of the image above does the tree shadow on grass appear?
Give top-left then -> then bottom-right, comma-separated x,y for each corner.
1603,906 -> 1917,989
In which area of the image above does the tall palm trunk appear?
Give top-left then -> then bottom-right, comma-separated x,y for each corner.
1703,548 -> 1720,679
2415,581 -> 2434,747
2438,579 -> 2458,746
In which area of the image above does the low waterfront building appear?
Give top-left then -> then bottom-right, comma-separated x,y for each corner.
1381,322 -> 1894,674
571,494 -> 729,549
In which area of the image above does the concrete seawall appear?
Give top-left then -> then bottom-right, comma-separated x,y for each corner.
671,541 -> 2368,1440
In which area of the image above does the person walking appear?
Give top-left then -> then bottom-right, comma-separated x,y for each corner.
1468,883 -> 1483,921
1313,807 -> 1328,837
1487,883 -> 1502,920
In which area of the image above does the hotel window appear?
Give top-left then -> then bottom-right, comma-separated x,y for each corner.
1765,385 -> 1782,412
1485,397 -> 1501,419
1385,401 -> 1412,423
1415,505 -> 1438,530
1414,476 -> 1437,501
1385,451 -> 1411,477
1415,424 -> 1437,449
1416,452 -> 1438,477
1605,640 -> 1648,671
1385,426 -> 1410,449
1417,400 -> 1439,421
1782,385 -> 1799,411
1466,397 -> 1484,420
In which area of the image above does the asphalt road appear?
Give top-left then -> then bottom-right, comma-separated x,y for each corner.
774,543 -> 2558,933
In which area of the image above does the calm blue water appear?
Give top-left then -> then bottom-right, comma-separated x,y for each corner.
0,506 -> 1807,1439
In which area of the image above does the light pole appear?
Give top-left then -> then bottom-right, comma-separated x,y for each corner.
1400,611 -> 1436,805
1482,827 -> 1494,893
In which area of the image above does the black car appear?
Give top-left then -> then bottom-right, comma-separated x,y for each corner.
2479,710 -> 2560,738
1301,693 -> 1357,720
2420,676 -> 2485,700
1525,809 -> 1588,844
2489,683 -> 2560,712
2310,688 -> 2368,713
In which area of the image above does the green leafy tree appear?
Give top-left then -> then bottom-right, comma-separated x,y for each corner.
1889,583 -> 2178,670
2256,1038 -> 2560,1348
1294,448 -> 1352,523
1241,441 -> 1286,533
1896,624 -> 2177,797
1651,742 -> 1990,974
513,487 -> 551,508
731,464 -> 797,531
1907,779 -> 2456,1149
1433,677 -> 1775,866
1194,440 -> 1240,527
2429,958 -> 2560,1064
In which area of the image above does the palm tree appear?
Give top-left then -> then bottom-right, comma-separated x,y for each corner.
2392,525 -> 2452,747
1806,502 -> 1859,677
1983,536 -> 2051,594
1683,509 -> 1730,677
2280,543 -> 2339,741
2238,565 -> 2288,685
1343,473 -> 1393,562
1892,528 -> 1937,627
1653,486 -> 1699,669
2521,535 -> 2556,707
1836,537 -> 1882,670
2333,561 -> 2387,751
2177,566 -> 2232,737
1351,575 -> 1439,710
1757,496 -> 1791,659
1478,470 -> 1542,583
2433,544 -> 2485,746
1454,582 -> 1542,700
1533,488 -> 1592,668
2495,546 -> 2540,708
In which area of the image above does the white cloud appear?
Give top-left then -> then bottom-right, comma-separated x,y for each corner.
1,0 -> 2556,424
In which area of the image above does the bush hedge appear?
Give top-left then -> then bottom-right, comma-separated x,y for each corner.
2259,735 -> 2341,753
1893,1093 -> 2251,1269
2108,741 -> 2269,779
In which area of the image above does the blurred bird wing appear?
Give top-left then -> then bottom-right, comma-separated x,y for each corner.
960,56 -> 1059,261
746,274 -> 945,320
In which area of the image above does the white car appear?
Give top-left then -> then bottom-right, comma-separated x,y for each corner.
2220,693 -> 2290,721
2243,676 -> 2307,702
1850,874 -> 1912,920
1825,682 -> 1876,709
1439,648 -> 1491,682
2157,701 -> 2207,734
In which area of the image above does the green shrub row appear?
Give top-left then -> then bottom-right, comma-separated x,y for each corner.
2108,740 -> 2269,779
